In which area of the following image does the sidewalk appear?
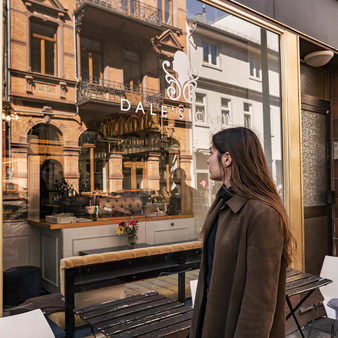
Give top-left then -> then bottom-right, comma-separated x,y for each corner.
286,318 -> 335,337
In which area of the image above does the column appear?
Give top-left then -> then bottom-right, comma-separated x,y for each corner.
108,151 -> 123,192
146,152 -> 161,191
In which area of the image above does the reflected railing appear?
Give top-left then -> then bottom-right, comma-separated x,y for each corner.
78,77 -> 163,109
76,0 -> 161,26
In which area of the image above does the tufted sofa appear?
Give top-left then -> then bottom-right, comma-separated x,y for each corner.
96,195 -> 143,216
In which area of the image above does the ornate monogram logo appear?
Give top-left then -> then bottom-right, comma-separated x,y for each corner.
162,51 -> 199,104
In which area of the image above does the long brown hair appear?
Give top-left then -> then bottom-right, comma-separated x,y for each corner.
211,127 -> 294,266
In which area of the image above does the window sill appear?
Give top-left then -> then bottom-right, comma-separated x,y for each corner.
202,62 -> 222,71
249,76 -> 262,82
194,123 -> 209,128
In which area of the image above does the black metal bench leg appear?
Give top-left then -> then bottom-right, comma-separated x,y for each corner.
286,295 -> 305,338
178,271 -> 185,303
65,269 -> 75,338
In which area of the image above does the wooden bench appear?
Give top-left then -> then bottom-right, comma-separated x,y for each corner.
60,241 -> 202,337
74,291 -> 193,337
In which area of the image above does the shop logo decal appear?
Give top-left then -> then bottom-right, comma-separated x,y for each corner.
162,51 -> 199,104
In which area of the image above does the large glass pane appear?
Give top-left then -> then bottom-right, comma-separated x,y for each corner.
2,0 -> 284,316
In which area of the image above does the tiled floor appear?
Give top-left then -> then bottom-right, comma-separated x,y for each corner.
287,318 -> 337,337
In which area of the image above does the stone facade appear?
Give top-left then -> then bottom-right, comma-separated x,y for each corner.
6,0 -> 193,217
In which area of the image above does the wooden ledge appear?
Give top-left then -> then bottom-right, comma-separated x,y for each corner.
29,214 -> 194,230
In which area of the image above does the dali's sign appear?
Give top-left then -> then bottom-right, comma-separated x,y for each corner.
120,51 -> 199,120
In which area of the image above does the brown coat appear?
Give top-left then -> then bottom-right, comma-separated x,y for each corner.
190,195 -> 286,338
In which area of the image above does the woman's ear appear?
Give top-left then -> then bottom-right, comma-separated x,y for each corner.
222,152 -> 232,168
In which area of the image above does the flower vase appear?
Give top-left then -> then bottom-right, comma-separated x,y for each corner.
126,236 -> 136,248
127,240 -> 136,248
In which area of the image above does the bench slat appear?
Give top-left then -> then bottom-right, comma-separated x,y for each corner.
286,275 -> 321,291
103,304 -> 190,336
286,272 -> 312,283
137,319 -> 192,338
286,278 -> 332,297
112,310 -> 193,338
80,294 -> 165,320
89,298 -> 176,325
75,291 -> 158,315
96,301 -> 184,331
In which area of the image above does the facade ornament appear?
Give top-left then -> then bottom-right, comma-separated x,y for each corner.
75,9 -> 86,33
151,29 -> 184,58
162,51 -> 199,104
25,75 -> 34,94
59,81 -> 67,99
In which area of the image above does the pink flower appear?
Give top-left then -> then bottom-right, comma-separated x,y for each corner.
129,220 -> 136,226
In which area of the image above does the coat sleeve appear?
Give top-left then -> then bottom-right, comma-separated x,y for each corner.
234,206 -> 284,338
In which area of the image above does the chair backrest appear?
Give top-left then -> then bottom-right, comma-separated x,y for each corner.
0,309 -> 55,338
320,255 -> 338,300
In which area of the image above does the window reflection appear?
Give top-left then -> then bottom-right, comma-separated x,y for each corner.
188,0 -> 283,223
2,0 -> 283,254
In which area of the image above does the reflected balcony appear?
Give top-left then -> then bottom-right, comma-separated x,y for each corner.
77,77 -> 163,118
75,0 -> 162,36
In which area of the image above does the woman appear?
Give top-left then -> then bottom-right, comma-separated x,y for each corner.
189,127 -> 294,338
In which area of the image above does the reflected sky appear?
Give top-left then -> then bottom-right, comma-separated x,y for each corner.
186,0 -> 226,22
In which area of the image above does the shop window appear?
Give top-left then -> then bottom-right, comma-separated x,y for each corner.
249,54 -> 261,79
221,98 -> 231,127
243,102 -> 252,128
195,93 -> 206,124
31,21 -> 57,75
158,0 -> 173,24
202,42 -> 218,65
80,37 -> 102,83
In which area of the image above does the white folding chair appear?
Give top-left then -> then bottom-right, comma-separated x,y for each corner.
190,279 -> 198,308
0,309 -> 55,338
319,255 -> 338,338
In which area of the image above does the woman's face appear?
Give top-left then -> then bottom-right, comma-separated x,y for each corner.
207,145 -> 224,181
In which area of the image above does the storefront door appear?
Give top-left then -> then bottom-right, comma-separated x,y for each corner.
301,94 -> 332,274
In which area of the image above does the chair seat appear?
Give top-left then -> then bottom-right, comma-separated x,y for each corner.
0,309 -> 55,338
327,298 -> 338,311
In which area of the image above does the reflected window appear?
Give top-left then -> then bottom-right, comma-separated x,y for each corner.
79,132 -> 108,193
31,21 -> 57,75
123,51 -> 141,91
202,42 -> 218,65
249,54 -> 261,79
158,0 -> 173,24
28,124 -> 61,142
195,93 -> 206,124
80,37 -> 102,83
221,98 -> 231,127
243,102 -> 252,128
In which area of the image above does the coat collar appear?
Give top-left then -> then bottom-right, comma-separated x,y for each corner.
203,195 -> 248,244
223,195 -> 247,213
